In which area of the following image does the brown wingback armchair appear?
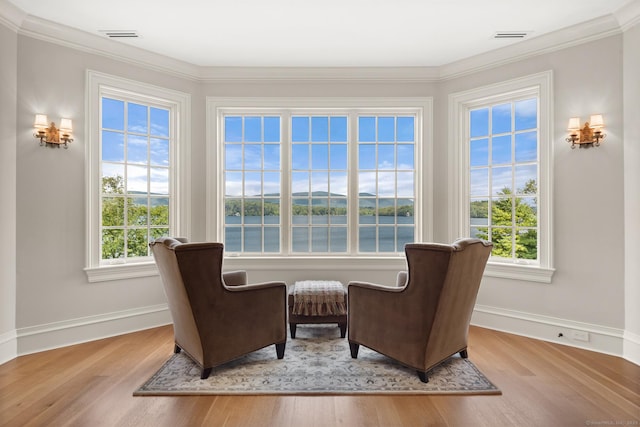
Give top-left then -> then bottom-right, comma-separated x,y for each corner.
150,237 -> 287,379
347,238 -> 492,383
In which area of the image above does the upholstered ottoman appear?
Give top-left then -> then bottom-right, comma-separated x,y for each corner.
288,280 -> 347,338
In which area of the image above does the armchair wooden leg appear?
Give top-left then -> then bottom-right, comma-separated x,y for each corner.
349,342 -> 359,358
417,371 -> 429,383
201,368 -> 212,379
276,342 -> 286,359
459,349 -> 468,358
174,344 -> 181,354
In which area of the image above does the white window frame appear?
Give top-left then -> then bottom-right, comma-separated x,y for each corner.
85,70 -> 191,282
449,71 -> 555,283
207,97 -> 433,271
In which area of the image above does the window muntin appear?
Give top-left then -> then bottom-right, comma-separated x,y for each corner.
100,97 -> 172,261
468,98 -> 539,262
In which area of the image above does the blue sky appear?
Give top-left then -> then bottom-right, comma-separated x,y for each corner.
224,115 -> 415,198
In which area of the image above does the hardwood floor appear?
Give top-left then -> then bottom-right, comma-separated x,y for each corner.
1,325 -> 638,427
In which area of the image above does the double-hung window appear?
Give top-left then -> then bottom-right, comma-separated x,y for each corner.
450,71 -> 554,282
209,98 -> 432,260
85,71 -> 190,282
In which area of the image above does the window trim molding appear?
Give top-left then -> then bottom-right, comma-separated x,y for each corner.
448,71 -> 555,283
85,70 -> 191,282
206,96 -> 433,263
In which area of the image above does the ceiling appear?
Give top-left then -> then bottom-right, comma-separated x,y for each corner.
7,0 -> 633,67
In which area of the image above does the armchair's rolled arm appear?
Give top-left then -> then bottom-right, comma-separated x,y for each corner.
222,270 -> 247,287
348,280 -> 405,293
225,281 -> 287,292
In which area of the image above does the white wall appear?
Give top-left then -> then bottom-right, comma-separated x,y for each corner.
6,23 -> 635,360
623,21 -> 640,364
0,21 -> 18,364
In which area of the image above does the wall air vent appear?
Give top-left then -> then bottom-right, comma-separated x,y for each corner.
493,31 -> 531,39
99,30 -> 140,38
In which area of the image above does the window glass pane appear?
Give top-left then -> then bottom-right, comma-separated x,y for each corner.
264,227 -> 280,252
244,144 -> 262,170
311,144 -> 328,169
377,172 -> 395,197
292,227 -> 309,252
359,145 -> 376,169
378,145 -> 395,169
470,138 -> 488,167
150,198 -> 169,226
397,144 -> 414,169
330,116 -> 347,142
515,165 -> 537,195
150,107 -> 169,137
359,198 -> 376,224
397,173 -> 414,197
127,229 -> 148,257
516,197 -> 537,227
245,117 -> 262,142
470,168 -> 488,197
150,138 -> 169,166
358,117 -> 376,142
264,172 -> 280,196
470,199 -> 488,226
378,117 -> 395,142
151,227 -> 169,241
264,144 -> 280,169
292,116 -> 309,142
128,103 -> 148,133
225,144 -> 242,170
515,99 -> 537,131
311,172 -> 328,192
491,228 -> 513,258
397,226 -> 414,252
102,229 -> 124,259
102,197 -> 124,226
292,144 -> 309,170
492,166 -> 512,196
127,135 -> 148,164
359,226 -> 376,252
244,172 -> 261,196
492,196 -> 513,225
492,135 -> 512,165
330,227 -> 347,252
378,227 -> 395,252
492,103 -> 511,134
127,197 -> 148,226
397,117 -> 414,142
330,144 -> 347,169
516,229 -> 537,259
225,199 -> 242,221
225,116 -> 242,142
311,116 -> 329,142
102,164 -> 125,194
292,172 -> 309,194
311,227 -> 329,251
470,108 -> 489,138
244,199 -> 262,221
244,227 -> 262,252
515,131 -> 537,162
264,117 -> 280,142
102,98 -> 124,131
127,165 -> 148,193
330,172 -> 347,196
397,198 -> 414,223
225,227 -> 241,252
102,131 -> 125,163
150,168 -> 169,195
264,198 -> 279,224
225,172 -> 242,197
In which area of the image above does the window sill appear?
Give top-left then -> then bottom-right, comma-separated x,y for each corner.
484,262 -> 555,283
85,262 -> 159,283
223,256 -> 407,271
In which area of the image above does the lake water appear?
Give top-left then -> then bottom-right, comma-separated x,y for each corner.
225,215 -> 414,253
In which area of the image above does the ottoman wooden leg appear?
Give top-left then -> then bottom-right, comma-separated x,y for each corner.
338,322 -> 347,338
289,322 -> 297,339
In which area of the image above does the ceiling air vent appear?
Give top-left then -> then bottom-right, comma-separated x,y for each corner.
99,30 -> 140,38
493,31 -> 531,39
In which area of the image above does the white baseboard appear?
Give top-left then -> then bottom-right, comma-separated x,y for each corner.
16,304 -> 171,357
0,329 -> 17,365
623,331 -> 640,366
472,304 -> 625,357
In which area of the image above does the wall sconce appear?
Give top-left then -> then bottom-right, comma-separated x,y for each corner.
34,114 -> 73,148
566,114 -> 605,149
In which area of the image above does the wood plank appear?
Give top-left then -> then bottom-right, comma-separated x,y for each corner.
0,325 -> 638,427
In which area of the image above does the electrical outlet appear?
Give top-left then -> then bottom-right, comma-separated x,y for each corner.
571,330 -> 590,342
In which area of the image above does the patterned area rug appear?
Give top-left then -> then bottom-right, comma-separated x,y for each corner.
134,326 -> 500,396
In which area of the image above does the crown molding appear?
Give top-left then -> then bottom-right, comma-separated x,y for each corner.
439,14 -> 622,80
18,14 -> 201,81
615,0 -> 640,32
197,66 -> 440,82
1,2 -> 631,83
0,0 -> 26,32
